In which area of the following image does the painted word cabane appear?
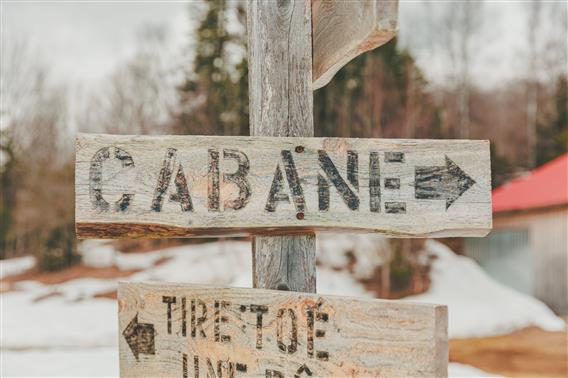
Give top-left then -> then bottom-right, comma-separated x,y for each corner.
76,134 -> 491,238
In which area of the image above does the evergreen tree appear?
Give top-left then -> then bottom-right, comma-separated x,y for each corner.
490,144 -> 514,189
536,75 -> 568,165
176,5 -> 437,141
174,0 -> 248,136
0,135 -> 16,258
314,38 -> 443,140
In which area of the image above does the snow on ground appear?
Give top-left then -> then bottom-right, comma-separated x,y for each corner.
126,241 -> 252,286
317,233 -> 391,280
1,347 -> 119,377
2,289 -> 117,349
448,363 -> 502,377
317,267 -> 373,297
1,236 -> 565,376
0,255 -> 35,279
406,240 -> 566,338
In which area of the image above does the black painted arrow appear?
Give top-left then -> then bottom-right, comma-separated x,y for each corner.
415,156 -> 476,209
123,314 -> 155,360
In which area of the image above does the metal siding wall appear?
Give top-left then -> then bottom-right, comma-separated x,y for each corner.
531,210 -> 568,314
466,208 -> 568,314
466,229 -> 533,295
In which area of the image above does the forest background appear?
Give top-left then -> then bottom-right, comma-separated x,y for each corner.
1,0 -> 566,278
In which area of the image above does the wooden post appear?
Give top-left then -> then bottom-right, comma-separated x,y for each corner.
75,3 -> 458,375
247,0 -> 316,292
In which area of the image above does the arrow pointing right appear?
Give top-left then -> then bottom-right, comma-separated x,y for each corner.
123,314 -> 155,360
415,155 -> 476,209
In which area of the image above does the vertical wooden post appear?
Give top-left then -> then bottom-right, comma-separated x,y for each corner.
247,0 -> 316,293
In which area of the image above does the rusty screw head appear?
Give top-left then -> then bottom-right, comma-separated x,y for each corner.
296,212 -> 304,220
295,145 -> 304,153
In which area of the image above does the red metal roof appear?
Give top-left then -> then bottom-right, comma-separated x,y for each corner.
492,153 -> 568,213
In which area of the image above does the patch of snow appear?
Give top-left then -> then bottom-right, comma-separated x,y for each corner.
115,249 -> 167,271
0,255 -> 35,279
80,240 -> 116,268
406,240 -> 566,338
449,363 -> 502,377
2,290 -> 117,349
317,267 -> 373,297
126,241 -> 252,286
317,233 -> 390,280
12,278 -> 117,301
2,237 -> 565,377
1,347 -> 119,377
52,278 -> 118,300
316,234 -> 353,268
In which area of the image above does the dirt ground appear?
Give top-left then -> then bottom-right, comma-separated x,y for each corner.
1,256 -> 172,289
450,325 -> 568,377
1,264 -> 140,286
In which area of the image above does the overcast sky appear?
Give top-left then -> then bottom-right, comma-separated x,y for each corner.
2,1 -> 190,85
2,1 -> 566,91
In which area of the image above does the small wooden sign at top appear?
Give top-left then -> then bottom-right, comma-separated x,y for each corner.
75,134 -> 491,239
312,0 -> 398,90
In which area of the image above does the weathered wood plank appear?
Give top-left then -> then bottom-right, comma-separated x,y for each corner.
246,0 -> 316,293
75,134 -> 492,239
312,0 -> 399,90
118,282 -> 448,377
252,236 -> 317,292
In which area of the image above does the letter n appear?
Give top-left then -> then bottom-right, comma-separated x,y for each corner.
318,150 -> 359,211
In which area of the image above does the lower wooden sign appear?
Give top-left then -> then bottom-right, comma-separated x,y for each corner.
119,282 -> 448,377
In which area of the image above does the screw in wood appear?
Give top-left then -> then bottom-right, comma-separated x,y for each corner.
295,145 -> 304,153
296,212 -> 305,220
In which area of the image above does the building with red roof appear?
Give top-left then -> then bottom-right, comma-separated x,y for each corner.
465,153 -> 567,314
492,153 -> 568,214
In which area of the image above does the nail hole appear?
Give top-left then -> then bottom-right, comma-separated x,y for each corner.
295,145 -> 304,153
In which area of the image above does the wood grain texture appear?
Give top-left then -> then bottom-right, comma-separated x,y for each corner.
118,282 -> 448,377
247,0 -> 316,293
312,0 -> 399,90
75,134 -> 492,239
247,0 -> 314,139
252,236 -> 316,292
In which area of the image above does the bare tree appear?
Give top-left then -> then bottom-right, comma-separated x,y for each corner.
79,24 -> 179,135
525,0 -> 541,169
524,1 -> 567,168
1,38 -> 77,267
423,1 -> 484,139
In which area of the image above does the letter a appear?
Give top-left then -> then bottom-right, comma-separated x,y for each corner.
151,148 -> 193,212
265,150 -> 305,212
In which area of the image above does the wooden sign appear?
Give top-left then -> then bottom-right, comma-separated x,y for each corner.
119,282 -> 447,377
75,134 -> 491,238
312,0 -> 398,90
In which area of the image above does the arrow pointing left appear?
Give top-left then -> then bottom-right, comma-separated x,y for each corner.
123,314 -> 155,360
